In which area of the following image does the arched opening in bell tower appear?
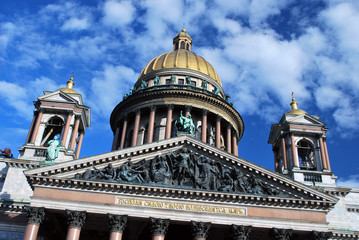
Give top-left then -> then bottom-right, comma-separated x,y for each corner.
297,139 -> 316,170
41,116 -> 64,146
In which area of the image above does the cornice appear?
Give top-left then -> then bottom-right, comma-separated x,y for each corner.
25,136 -> 338,210
110,87 -> 244,139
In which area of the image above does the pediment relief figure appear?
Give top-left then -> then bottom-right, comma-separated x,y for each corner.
73,148 -> 288,197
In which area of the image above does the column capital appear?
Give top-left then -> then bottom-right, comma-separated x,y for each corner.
79,130 -> 85,135
191,221 -> 211,239
311,231 -> 332,240
216,115 -> 222,121
75,114 -> 81,120
108,214 -> 127,233
66,210 -> 86,229
271,228 -> 293,240
150,105 -> 157,112
149,217 -> 170,236
167,104 -> 174,110
202,109 -> 208,115
135,109 -> 141,115
67,110 -> 74,115
38,108 -> 45,113
185,105 -> 192,112
26,207 -> 45,225
231,225 -> 252,240
226,122 -> 233,129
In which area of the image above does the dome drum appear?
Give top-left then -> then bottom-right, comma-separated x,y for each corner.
110,89 -> 244,152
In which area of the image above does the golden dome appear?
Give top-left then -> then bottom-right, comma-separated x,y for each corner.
138,49 -> 222,86
58,74 -> 77,94
286,92 -> 306,115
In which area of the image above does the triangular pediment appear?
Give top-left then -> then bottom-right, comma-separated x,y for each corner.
39,90 -> 79,104
285,113 -> 325,126
25,136 -> 337,209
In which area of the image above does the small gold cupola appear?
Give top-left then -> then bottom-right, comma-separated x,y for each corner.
287,92 -> 306,115
58,72 -> 77,94
173,28 -> 192,51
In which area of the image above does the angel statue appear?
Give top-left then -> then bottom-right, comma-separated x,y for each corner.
175,111 -> 195,135
46,135 -> 61,162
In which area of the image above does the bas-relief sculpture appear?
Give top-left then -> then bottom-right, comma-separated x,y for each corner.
74,148 -> 286,197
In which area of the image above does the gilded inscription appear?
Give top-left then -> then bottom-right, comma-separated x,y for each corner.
116,197 -> 246,215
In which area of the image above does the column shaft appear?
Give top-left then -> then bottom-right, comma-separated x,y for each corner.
226,125 -> 232,154
147,107 -> 156,143
69,117 -> 80,150
75,132 -> 84,159
291,135 -> 299,167
111,126 -> 120,151
281,137 -> 288,169
62,112 -> 73,146
319,137 -> 327,169
66,227 -> 81,240
274,150 -> 278,172
23,223 -> 39,240
25,114 -> 37,144
201,111 -> 207,142
30,110 -> 43,143
216,117 -> 221,149
152,235 -> 165,240
109,232 -> 123,240
131,110 -> 141,147
324,139 -> 331,171
232,134 -> 238,156
120,118 -> 128,149
165,106 -> 173,139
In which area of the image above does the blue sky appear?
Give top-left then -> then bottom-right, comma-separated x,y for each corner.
0,0 -> 358,187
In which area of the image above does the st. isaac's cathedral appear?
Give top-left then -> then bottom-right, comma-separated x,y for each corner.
0,29 -> 358,240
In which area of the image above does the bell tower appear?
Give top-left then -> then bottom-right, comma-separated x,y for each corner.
268,93 -> 336,187
18,74 -> 91,162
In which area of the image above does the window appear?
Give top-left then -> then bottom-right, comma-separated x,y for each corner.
165,79 -> 171,85
180,41 -> 185,49
178,78 -> 184,85
297,140 -> 316,170
190,81 -> 196,87
186,43 -> 189,50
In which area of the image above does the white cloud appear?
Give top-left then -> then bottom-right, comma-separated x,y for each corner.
61,17 -> 90,31
0,81 -> 33,120
89,64 -> 138,119
337,174 -> 359,188
0,22 -> 17,52
102,0 -> 136,28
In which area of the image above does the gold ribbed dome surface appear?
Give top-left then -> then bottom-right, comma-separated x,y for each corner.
138,49 -> 222,86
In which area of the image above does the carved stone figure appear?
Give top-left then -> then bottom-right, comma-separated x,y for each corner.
186,75 -> 191,85
171,74 -> 176,84
201,79 -> 207,89
46,135 -> 61,162
170,148 -> 194,185
150,155 -> 173,184
154,75 -> 160,85
212,86 -> 220,95
141,79 -> 147,89
0,148 -> 13,158
175,111 -> 195,134
74,148 -> 288,197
